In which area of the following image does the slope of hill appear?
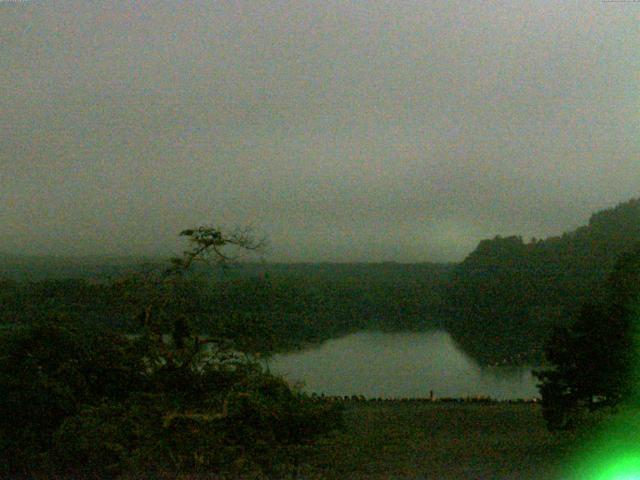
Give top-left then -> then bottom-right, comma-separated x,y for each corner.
445,197 -> 640,365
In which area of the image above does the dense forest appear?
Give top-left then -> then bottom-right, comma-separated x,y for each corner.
3,198 -> 639,366
445,198 -> 640,365
0,262 -> 452,356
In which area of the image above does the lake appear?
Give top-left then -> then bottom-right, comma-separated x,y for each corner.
266,330 -> 539,400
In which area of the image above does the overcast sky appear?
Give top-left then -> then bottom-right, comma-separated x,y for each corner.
1,1 -> 638,262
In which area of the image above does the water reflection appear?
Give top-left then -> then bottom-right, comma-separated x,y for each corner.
266,330 -> 539,400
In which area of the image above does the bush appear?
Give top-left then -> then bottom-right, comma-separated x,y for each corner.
0,316 -> 146,475
0,317 -> 342,478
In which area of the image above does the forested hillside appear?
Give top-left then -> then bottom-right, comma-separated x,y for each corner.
0,262 -> 453,355
446,198 -> 640,365
3,198 -> 640,366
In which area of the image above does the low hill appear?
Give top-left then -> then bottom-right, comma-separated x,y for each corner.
446,197 -> 640,365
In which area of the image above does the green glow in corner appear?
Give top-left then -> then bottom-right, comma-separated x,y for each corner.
565,300 -> 640,480
590,454 -> 640,480
566,410 -> 640,480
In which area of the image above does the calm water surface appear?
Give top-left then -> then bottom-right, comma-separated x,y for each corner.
267,330 -> 538,400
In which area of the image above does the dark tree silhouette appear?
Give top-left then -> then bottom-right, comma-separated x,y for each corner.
0,226 -> 342,478
446,197 -> 640,365
536,243 -> 640,430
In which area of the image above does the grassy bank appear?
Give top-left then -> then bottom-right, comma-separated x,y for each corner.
295,401 -> 576,479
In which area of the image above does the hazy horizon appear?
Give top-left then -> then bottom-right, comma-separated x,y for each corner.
2,1 -> 639,262
1,195 -> 636,264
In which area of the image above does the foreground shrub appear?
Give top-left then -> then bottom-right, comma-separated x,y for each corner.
0,317 -> 146,475
1,227 -> 343,478
0,319 -> 342,478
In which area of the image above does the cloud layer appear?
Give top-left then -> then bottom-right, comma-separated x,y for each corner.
2,1 -> 638,261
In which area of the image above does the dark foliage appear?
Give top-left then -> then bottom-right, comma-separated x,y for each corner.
0,317 -> 147,475
446,198 -> 640,365
0,263 -> 452,355
0,227 -> 343,478
0,316 -> 342,479
535,243 -> 640,430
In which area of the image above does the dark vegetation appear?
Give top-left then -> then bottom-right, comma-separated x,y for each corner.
0,317 -> 342,478
1,198 -> 640,477
536,242 -> 640,430
0,228 -> 343,479
0,263 -> 452,356
446,198 -> 640,365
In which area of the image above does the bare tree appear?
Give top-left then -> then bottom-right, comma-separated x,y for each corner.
166,226 -> 267,276
133,225 -> 267,369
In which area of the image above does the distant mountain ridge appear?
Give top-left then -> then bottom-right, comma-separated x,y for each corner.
446,197 -> 640,365
0,252 -> 455,283
0,255 -> 161,281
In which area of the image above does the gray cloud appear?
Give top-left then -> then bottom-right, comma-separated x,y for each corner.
1,0 -> 639,261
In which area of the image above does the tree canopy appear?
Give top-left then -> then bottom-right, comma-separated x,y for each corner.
445,198 -> 640,365
0,226 -> 342,479
535,242 -> 640,430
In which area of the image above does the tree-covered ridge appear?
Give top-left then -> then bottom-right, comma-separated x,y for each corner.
0,262 -> 453,356
446,197 -> 640,365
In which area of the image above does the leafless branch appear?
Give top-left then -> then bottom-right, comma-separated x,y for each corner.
165,225 -> 267,276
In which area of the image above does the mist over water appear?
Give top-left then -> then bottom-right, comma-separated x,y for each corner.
267,330 -> 538,400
